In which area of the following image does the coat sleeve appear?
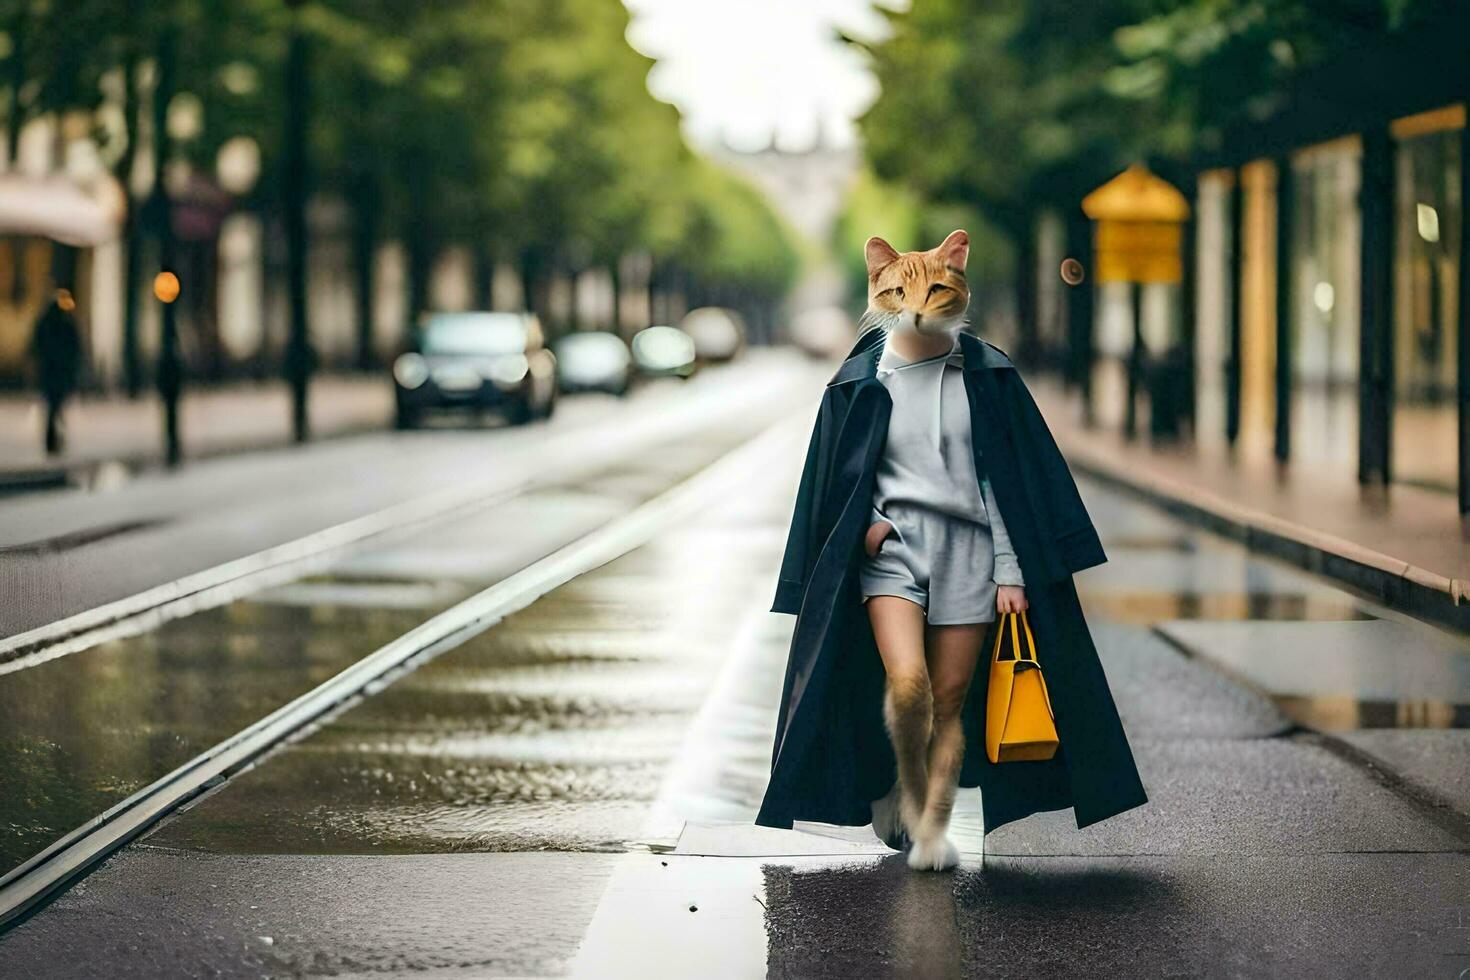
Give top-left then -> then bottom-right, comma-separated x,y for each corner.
1006,371 -> 1107,577
771,390 -> 834,614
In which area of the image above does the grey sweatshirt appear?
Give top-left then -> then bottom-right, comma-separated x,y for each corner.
869,335 -> 1024,587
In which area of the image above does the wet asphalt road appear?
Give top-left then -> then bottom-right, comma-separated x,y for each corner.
0,352 -> 818,640
2,355 -> 1470,978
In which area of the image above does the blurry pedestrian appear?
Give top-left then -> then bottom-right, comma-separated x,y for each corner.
32,288 -> 83,456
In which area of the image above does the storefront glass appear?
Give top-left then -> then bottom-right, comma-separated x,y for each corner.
1289,139 -> 1361,469
1392,124 -> 1462,491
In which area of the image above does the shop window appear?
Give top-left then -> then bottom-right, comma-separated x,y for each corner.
1289,138 -> 1361,469
1392,118 -> 1462,491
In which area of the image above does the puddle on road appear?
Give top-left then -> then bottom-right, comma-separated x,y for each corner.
1073,516 -> 1470,730
0,600 -> 429,876
1272,695 -> 1470,730
1156,615 -> 1470,731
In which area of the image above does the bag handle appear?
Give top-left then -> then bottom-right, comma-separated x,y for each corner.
994,611 -> 1039,664
1018,610 -> 1038,663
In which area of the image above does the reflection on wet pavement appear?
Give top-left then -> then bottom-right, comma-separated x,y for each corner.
1157,618 -> 1470,730
148,470 -> 797,855
1078,589 -> 1370,624
1079,480 -> 1376,619
756,851 -> 1470,979
0,599 -> 429,874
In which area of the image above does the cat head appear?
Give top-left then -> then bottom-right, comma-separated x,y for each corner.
862,230 -> 970,337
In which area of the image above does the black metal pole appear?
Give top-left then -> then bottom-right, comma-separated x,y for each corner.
1015,218 -> 1038,366
1274,157 -> 1294,464
1179,173 -> 1198,434
1125,280 -> 1142,440
1458,118 -> 1470,514
1064,210 -> 1095,426
1226,169 -> 1244,447
283,2 -> 313,443
120,0 -> 143,398
153,23 -> 182,466
1359,128 -> 1394,488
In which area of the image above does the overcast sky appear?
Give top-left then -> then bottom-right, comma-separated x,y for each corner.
622,0 -> 905,153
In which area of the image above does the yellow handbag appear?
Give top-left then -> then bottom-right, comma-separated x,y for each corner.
985,611 -> 1060,764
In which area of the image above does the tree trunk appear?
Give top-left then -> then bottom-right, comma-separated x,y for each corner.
283,14 -> 313,443
609,259 -> 622,336
120,16 -> 144,396
1014,220 -> 1038,366
405,161 -> 434,326
352,175 -> 378,368
567,266 -> 581,330
474,243 -> 494,311
6,8 -> 24,167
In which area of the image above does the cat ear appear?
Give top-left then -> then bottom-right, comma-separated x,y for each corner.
865,237 -> 900,277
937,229 -> 969,272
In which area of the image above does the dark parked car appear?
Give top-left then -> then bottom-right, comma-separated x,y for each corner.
393,311 -> 557,429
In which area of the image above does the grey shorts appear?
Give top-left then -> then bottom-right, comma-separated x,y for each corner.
859,504 -> 999,625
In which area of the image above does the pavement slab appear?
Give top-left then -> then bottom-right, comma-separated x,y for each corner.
1337,728 -> 1470,815
980,735 -> 1467,857
1092,623 -> 1292,739
0,849 -> 616,979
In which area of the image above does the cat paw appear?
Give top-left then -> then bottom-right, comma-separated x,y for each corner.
906,833 -> 960,872
870,783 -> 904,850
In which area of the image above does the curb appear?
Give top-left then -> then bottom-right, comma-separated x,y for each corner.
1061,439 -> 1470,634
0,417 -> 390,498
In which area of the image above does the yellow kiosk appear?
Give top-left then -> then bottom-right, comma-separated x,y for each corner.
1081,165 -> 1190,437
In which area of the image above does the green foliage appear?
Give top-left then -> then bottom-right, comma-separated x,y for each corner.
0,0 -> 796,301
684,160 -> 799,300
859,0 -> 1450,236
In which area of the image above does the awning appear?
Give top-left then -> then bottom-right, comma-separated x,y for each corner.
0,173 -> 123,247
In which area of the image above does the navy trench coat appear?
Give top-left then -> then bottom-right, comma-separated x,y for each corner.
756,328 -> 1148,835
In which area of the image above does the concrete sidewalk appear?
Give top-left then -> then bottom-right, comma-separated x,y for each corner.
0,376 -> 393,487
1033,379 -> 1470,631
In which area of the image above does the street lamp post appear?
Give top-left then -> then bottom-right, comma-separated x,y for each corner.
153,23 -> 183,466
283,0 -> 314,442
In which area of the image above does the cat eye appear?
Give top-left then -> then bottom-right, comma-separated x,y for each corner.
928,283 -> 951,297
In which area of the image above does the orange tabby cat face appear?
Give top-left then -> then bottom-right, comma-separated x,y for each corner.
863,230 -> 970,336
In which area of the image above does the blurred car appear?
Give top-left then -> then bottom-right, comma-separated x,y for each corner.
630,325 -> 697,379
790,306 -> 857,359
393,311 -> 557,429
554,330 -> 632,395
680,306 -> 745,363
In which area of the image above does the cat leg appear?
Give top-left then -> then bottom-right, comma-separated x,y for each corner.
907,621 -> 985,871
866,595 -> 933,847
884,669 -> 933,841
907,706 -> 964,871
